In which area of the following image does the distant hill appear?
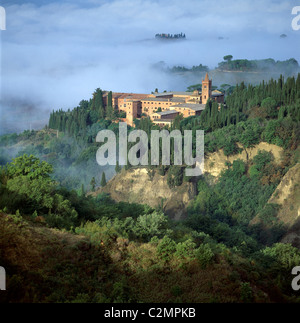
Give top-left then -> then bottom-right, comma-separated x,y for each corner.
159,57 -> 300,89
165,58 -> 300,75
217,57 -> 299,73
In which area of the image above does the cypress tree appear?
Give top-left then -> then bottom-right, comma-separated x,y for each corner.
115,161 -> 121,173
296,73 -> 300,94
107,91 -> 113,108
101,172 -> 107,187
106,105 -> 115,120
99,106 -> 105,119
90,177 -> 96,192
81,184 -> 85,196
211,101 -> 219,128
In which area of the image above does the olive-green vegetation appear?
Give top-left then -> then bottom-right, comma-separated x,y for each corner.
218,57 -> 299,73
169,64 -> 209,73
0,91 -> 125,191
0,74 -> 300,303
168,57 -> 299,74
132,74 -> 300,190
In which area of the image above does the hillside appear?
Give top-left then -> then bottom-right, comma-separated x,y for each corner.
0,212 -> 297,303
93,168 -> 197,220
268,163 -> 300,227
1,74 -> 300,303
251,163 -> 300,248
204,142 -> 283,177
278,163 -> 300,249
95,142 -> 284,218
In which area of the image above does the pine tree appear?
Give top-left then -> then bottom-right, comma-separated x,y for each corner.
81,184 -> 85,196
99,106 -> 105,119
296,73 -> 300,94
90,177 -> 96,192
107,91 -> 113,107
115,161 -> 121,173
211,101 -> 219,128
106,105 -> 115,120
101,172 -> 107,187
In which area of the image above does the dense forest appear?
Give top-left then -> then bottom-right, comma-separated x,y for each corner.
167,57 -> 300,75
218,56 -> 300,73
0,74 -> 300,303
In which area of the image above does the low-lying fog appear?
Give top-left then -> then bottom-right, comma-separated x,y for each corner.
1,0 -> 300,134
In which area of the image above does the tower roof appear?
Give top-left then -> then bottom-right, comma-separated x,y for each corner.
204,73 -> 209,82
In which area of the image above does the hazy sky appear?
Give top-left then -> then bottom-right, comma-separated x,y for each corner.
0,0 -> 300,134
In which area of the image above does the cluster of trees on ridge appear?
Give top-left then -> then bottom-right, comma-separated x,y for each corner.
169,64 -> 209,73
166,57 -> 299,75
218,56 -> 299,73
155,33 -> 186,40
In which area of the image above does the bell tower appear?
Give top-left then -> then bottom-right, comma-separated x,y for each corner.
202,73 -> 212,104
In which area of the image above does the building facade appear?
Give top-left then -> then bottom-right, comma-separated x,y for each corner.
103,73 -> 224,127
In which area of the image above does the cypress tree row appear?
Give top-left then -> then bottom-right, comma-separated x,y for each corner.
196,73 -> 300,132
48,87 -> 108,139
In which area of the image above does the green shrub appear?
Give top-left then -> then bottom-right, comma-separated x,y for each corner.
262,243 -> 300,269
133,212 -> 171,242
157,236 -> 176,263
195,243 -> 214,269
240,282 -> 253,303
